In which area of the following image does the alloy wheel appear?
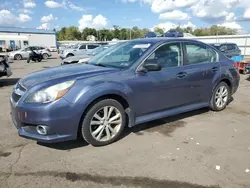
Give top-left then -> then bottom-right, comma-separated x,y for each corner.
90,106 -> 122,142
43,54 -> 48,59
215,85 -> 228,108
15,55 -> 22,60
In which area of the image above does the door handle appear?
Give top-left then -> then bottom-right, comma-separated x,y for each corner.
211,67 -> 219,72
176,72 -> 187,79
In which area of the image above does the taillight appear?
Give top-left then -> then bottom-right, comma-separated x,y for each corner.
233,62 -> 239,69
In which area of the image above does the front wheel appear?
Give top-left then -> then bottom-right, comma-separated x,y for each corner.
14,54 -> 22,60
42,53 -> 49,60
210,82 -> 231,111
81,99 -> 126,146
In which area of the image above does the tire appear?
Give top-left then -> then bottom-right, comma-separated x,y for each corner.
210,82 -> 231,111
81,99 -> 126,146
66,54 -> 74,58
43,53 -> 49,59
14,54 -> 22,60
42,53 -> 49,60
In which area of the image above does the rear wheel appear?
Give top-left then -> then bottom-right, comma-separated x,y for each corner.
210,82 -> 230,111
81,99 -> 126,146
14,54 -> 22,60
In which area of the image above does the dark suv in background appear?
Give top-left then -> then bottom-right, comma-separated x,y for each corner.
210,43 -> 241,58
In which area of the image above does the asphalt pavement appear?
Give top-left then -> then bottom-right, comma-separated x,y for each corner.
0,56 -> 250,188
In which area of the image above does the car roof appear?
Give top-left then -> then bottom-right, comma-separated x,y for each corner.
210,42 -> 237,45
79,43 -> 100,45
130,38 -> 203,44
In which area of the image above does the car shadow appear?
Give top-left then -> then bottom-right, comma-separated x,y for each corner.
0,78 -> 20,87
37,105 -> 233,150
247,76 -> 250,81
121,108 -> 210,139
37,139 -> 89,150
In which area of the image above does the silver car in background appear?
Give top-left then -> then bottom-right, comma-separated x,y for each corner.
61,45 -> 112,65
8,46 -> 52,60
59,43 -> 101,59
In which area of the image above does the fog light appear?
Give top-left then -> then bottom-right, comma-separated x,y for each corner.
36,125 -> 48,135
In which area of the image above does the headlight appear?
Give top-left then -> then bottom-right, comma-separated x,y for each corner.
25,80 -> 75,103
78,58 -> 90,64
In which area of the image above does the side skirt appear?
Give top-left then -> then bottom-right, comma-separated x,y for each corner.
130,102 -> 208,127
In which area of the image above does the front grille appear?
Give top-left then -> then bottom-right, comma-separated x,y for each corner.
12,92 -> 22,103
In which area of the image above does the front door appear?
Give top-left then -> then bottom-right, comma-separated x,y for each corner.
76,44 -> 87,55
130,42 -> 186,116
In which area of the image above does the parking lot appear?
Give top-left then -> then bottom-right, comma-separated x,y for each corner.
0,56 -> 250,188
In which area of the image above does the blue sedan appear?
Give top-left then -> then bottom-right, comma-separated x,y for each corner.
10,38 -> 240,146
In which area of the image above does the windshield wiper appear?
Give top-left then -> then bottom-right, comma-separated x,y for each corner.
94,63 -> 107,67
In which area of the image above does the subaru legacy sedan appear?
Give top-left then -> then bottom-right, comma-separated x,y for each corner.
10,38 -> 240,146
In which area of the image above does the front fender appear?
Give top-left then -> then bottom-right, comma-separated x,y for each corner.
63,81 -> 134,117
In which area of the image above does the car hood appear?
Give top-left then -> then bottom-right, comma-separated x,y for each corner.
9,50 -> 22,54
64,49 -> 75,53
19,64 -> 118,89
64,54 -> 93,62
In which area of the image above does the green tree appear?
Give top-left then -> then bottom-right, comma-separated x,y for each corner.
64,26 -> 81,40
154,27 -> 164,34
57,27 -> 66,40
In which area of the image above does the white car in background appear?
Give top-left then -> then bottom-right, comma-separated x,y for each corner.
61,45 -> 113,65
49,46 -> 57,52
59,43 -> 100,59
8,46 -> 52,60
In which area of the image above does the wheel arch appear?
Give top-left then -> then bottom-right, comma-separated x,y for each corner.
215,78 -> 232,94
14,54 -> 22,60
66,53 -> 74,57
77,93 -> 132,139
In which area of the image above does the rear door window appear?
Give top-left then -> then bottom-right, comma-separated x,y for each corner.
184,42 -> 218,65
88,45 -> 99,49
226,44 -> 235,50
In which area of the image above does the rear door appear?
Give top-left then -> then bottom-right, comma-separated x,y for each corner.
87,44 -> 99,53
182,41 -> 220,103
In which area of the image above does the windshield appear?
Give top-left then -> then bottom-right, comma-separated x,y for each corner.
72,44 -> 79,49
88,41 -> 152,68
90,45 -> 110,55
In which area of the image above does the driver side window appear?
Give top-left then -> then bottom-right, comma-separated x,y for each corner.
145,43 -> 182,69
24,47 -> 31,51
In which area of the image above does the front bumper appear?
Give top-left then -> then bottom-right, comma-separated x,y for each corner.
10,96 -> 80,143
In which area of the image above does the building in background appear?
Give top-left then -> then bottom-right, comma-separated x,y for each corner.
0,27 -> 56,52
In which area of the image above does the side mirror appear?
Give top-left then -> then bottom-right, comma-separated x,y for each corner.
138,63 -> 162,72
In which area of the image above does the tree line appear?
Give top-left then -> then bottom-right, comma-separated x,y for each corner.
57,25 -> 237,41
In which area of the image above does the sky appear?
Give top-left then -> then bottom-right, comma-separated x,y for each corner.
0,0 -> 250,33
